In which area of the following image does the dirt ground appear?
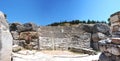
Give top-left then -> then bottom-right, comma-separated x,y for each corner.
40,50 -> 84,55
12,50 -> 101,61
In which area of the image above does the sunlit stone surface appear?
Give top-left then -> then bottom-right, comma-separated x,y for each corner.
0,11 -> 13,61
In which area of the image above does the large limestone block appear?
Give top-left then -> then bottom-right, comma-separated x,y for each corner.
92,32 -> 107,42
17,23 -> 38,32
98,39 -> 111,52
112,25 -> 119,32
0,11 -> 13,61
110,14 -> 119,23
107,46 -> 120,55
82,25 -> 93,33
92,23 -> 110,35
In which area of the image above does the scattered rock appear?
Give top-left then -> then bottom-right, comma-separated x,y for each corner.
111,38 -> 120,44
69,47 -> 97,55
12,45 -> 22,52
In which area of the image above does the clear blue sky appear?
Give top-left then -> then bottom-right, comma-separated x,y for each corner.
0,0 -> 120,25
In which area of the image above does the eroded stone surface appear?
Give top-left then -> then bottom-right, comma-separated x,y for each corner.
99,11 -> 120,61
0,11 -> 13,61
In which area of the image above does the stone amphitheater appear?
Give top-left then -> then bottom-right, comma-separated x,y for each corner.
1,11 -> 120,61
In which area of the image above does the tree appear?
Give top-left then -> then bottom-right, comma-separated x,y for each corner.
82,21 -> 86,23
87,19 -> 91,24
47,19 -> 107,26
108,18 -> 111,25
4,14 -> 7,19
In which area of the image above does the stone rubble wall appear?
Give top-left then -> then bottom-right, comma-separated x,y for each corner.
39,33 -> 91,50
11,23 -> 110,53
99,11 -> 120,61
38,26 -> 91,50
12,25 -> 92,51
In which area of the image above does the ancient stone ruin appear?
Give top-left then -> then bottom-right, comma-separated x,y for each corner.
10,22 -> 111,52
98,11 -> 120,61
1,10 -> 119,61
0,11 -> 13,61
10,20 -> 111,56
11,24 -> 92,51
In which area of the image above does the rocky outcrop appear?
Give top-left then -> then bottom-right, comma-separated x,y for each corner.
0,11 -> 13,61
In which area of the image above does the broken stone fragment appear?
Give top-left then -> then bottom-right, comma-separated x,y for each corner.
98,38 -> 112,44
92,23 -> 110,35
98,39 -> 111,52
104,52 -> 111,56
69,47 -> 97,55
17,23 -> 38,32
11,31 -> 19,40
92,32 -> 107,42
82,24 -> 93,33
107,46 -> 120,56
111,38 -> 120,44
19,31 -> 39,40
9,22 -> 21,31
112,25 -> 120,32
99,44 -> 107,52
12,45 -> 22,52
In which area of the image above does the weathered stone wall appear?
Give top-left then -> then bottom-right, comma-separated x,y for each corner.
11,22 -> 110,52
39,33 -> 91,50
38,26 -> 91,50
11,25 -> 92,51
0,11 -> 13,61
